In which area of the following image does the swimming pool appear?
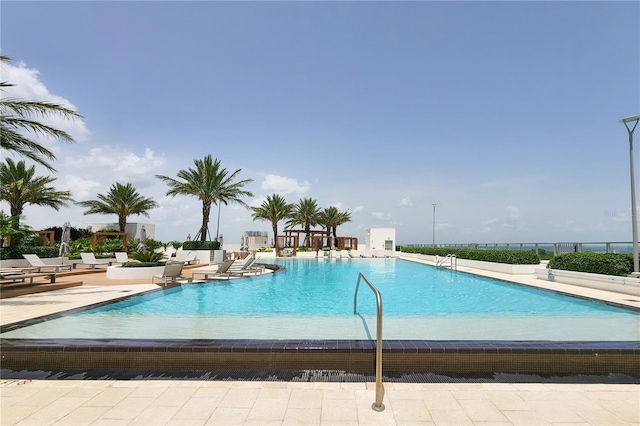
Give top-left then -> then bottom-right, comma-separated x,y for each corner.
3,258 -> 638,341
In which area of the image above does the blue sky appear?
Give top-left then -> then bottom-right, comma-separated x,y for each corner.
1,1 -> 638,246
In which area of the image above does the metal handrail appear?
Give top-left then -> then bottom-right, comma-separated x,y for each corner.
436,254 -> 457,270
353,272 -> 384,412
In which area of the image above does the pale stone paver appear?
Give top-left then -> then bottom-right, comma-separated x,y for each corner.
2,265 -> 639,425
1,380 -> 639,425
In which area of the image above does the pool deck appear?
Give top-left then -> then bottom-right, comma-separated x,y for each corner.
1,260 -> 639,425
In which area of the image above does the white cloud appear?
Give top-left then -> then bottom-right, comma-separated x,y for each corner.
64,146 -> 166,189
507,205 -> 520,220
352,206 -> 364,214
0,59 -> 90,145
57,175 -> 101,200
371,211 -> 392,220
260,174 -> 310,195
399,197 -> 413,207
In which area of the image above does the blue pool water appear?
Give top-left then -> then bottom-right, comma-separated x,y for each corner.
3,259 -> 639,340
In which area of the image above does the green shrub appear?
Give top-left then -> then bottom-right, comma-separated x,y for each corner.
400,246 -> 540,265
129,251 -> 165,263
0,245 -> 60,260
548,252 -> 631,276
182,240 -> 220,250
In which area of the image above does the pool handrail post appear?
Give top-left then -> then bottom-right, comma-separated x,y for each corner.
353,272 -> 385,412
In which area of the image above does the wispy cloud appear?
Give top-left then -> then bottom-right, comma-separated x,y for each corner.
260,174 -> 311,195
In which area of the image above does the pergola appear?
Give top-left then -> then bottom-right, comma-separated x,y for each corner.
92,232 -> 129,251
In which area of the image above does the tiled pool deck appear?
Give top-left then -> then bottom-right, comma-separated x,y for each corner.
1,258 -> 639,425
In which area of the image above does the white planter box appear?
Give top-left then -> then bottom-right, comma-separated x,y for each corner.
106,265 -> 165,280
295,251 -> 317,258
535,267 -> 640,296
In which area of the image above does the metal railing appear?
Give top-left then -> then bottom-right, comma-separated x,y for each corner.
407,241 -> 634,256
353,272 -> 384,412
436,254 -> 457,270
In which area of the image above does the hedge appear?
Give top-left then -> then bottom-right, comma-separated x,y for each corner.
399,246 -> 541,265
547,252 -> 633,277
0,246 -> 60,260
182,240 -> 220,251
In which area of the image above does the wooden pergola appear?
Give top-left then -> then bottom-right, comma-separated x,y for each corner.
275,234 -> 298,257
92,232 -> 129,250
37,230 -> 55,247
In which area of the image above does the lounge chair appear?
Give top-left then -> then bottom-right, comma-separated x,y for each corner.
152,262 -> 192,286
22,254 -> 72,273
115,252 -> 139,263
174,251 -> 198,265
79,253 -> 113,269
227,255 -> 265,275
1,270 -> 57,284
191,259 -> 237,280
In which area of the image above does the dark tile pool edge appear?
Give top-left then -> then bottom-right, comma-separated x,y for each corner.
2,339 -> 639,376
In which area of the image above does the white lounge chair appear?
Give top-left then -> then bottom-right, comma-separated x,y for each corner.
174,251 -> 198,265
115,252 -> 139,263
191,259 -> 237,280
22,254 -> 72,273
152,262 -> 192,286
79,253 -> 113,269
228,255 -> 264,275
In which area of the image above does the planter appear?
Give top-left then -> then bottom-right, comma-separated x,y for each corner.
534,267 -> 640,296
106,264 -> 165,280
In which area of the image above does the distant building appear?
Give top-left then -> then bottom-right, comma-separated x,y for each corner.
85,222 -> 154,240
241,231 -> 269,250
365,228 -> 396,251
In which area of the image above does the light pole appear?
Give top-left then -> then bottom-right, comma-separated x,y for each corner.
432,203 -> 437,248
620,115 -> 640,275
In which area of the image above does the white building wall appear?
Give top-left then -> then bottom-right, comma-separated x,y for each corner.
365,228 -> 396,251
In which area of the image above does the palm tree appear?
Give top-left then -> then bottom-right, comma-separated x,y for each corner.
286,197 -> 321,247
77,182 -> 158,232
155,155 -> 253,242
0,158 -> 74,227
0,56 -> 82,171
318,206 -> 352,248
251,194 -> 294,246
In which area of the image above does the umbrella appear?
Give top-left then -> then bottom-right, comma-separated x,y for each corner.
59,221 -> 71,264
137,225 -> 147,252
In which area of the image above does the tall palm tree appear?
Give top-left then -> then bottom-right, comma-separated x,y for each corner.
0,158 -> 74,227
77,182 -> 158,233
155,155 -> 253,242
318,206 -> 352,248
286,197 -> 321,247
251,194 -> 294,246
0,56 -> 82,171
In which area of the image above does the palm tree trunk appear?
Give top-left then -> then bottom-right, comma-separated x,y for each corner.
10,206 -> 21,227
118,215 -> 127,233
200,202 -> 211,241
272,222 -> 278,250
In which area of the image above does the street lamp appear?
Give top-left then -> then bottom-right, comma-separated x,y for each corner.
432,203 -> 437,248
620,114 -> 640,275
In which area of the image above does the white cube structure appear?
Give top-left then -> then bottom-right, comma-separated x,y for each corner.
365,228 -> 396,252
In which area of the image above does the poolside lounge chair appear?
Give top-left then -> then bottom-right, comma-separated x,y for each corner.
191,259 -> 237,280
174,251 -> 198,265
22,254 -> 72,273
78,253 -> 113,269
114,252 -> 140,263
228,255 -> 265,275
152,262 -> 192,286
1,269 -> 57,285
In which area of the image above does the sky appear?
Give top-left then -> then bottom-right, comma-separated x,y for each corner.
1,1 -> 639,246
